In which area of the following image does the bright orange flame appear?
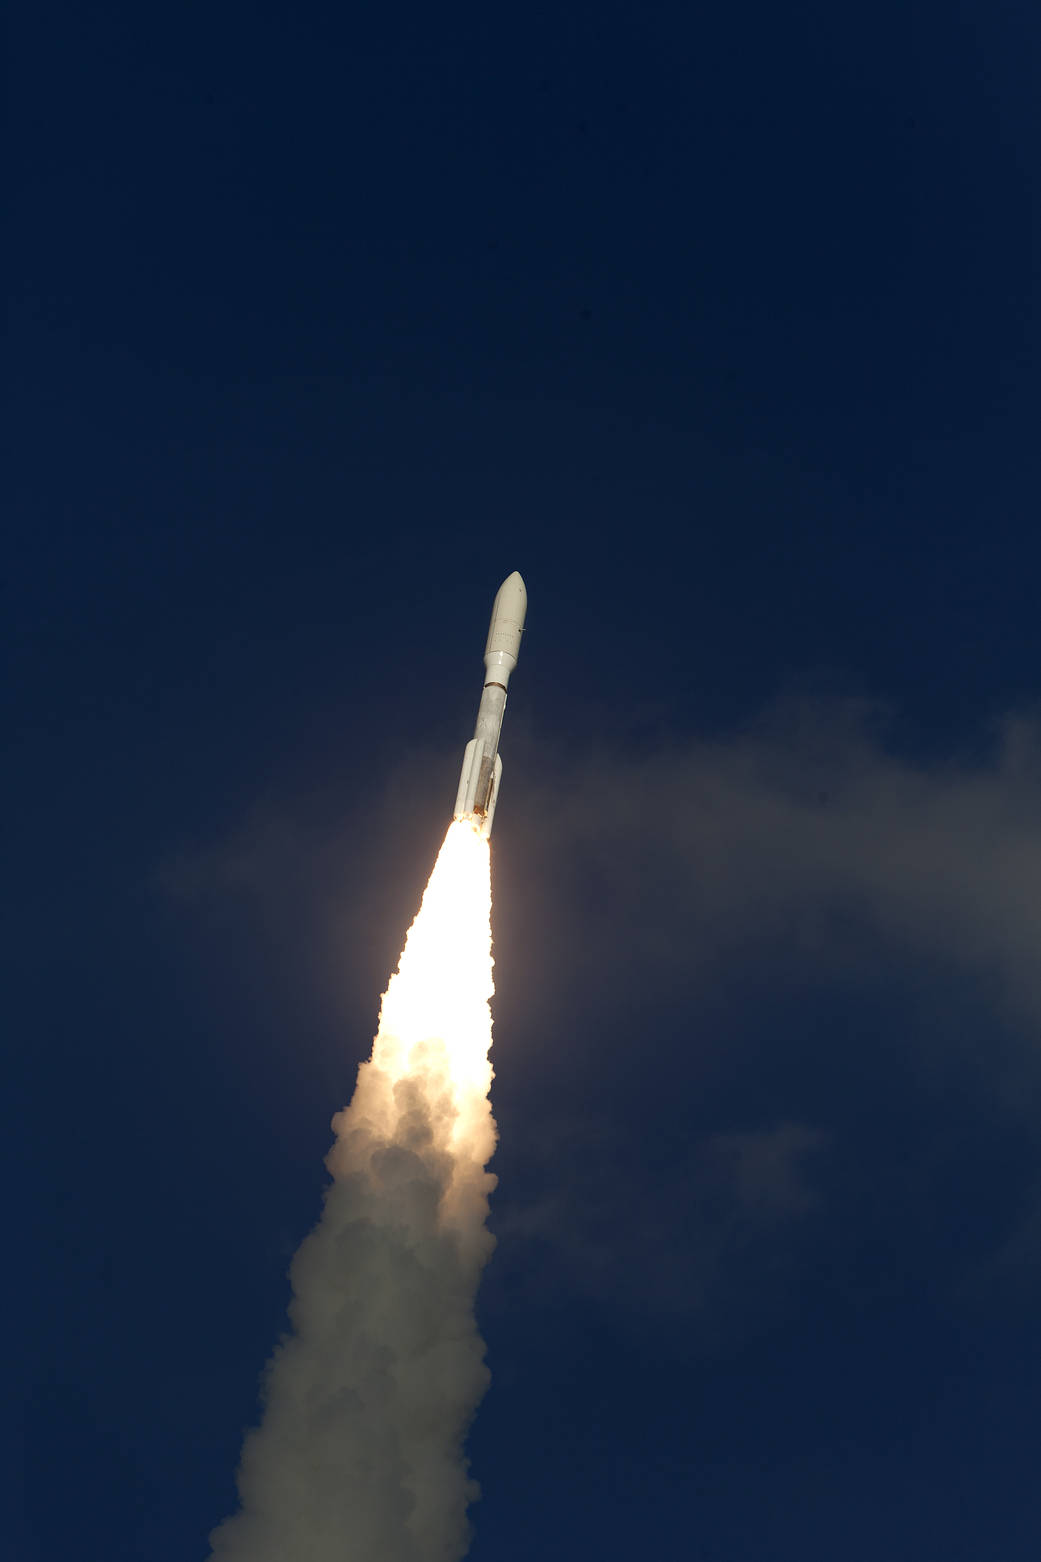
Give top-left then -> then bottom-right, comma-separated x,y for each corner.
339,820 -> 497,1222
379,819 -> 494,1096
210,820 -> 499,1561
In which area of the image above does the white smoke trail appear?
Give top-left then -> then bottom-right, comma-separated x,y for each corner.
209,821 -> 498,1562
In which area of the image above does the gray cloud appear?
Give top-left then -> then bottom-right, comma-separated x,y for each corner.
505,702 -> 1041,1036
485,1115 -> 829,1350
165,701 -> 1041,1340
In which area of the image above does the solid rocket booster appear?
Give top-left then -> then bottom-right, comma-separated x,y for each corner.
453,572 -> 527,838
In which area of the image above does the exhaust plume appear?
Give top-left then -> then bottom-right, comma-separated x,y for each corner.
209,820 -> 498,1562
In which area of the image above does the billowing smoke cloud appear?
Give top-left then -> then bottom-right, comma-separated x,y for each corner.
172,701 -> 1041,1355
209,822 -> 497,1562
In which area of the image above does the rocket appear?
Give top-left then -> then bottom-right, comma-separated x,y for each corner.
453,572 -> 527,838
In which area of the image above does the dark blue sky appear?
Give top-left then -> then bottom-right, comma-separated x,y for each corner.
12,3 -> 1041,1558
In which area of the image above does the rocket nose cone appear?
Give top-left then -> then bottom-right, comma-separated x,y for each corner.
491,571 -> 527,624
485,571 -> 527,663
499,570 -> 526,608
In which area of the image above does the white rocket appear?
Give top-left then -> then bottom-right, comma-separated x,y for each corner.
453,572 -> 527,838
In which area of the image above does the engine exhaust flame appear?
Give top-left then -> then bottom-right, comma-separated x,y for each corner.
209,820 -> 498,1562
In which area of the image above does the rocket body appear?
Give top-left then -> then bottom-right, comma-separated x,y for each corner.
453,572 -> 527,838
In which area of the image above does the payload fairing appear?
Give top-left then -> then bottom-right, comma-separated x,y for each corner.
453,572 -> 527,838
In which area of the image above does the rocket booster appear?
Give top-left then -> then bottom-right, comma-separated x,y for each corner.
453,572 -> 527,838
